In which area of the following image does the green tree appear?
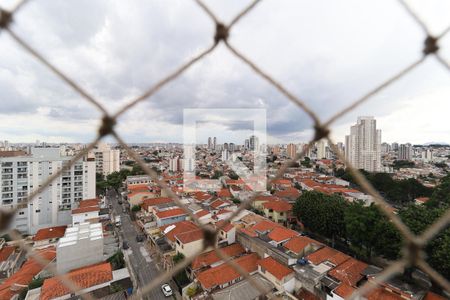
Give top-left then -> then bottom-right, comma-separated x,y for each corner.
294,191 -> 347,244
212,170 -> 223,179
107,251 -> 125,270
131,205 -> 141,212
173,252 -> 185,264
300,157 -> 312,168
345,202 -> 401,260
427,173 -> 450,207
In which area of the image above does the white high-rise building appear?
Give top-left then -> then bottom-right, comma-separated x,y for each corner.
0,148 -> 96,234
345,116 -> 381,172
169,157 -> 183,172
92,142 -> 120,177
221,150 -> 230,161
287,143 -> 297,159
398,144 -> 412,161
249,135 -> 258,151
316,140 -> 327,159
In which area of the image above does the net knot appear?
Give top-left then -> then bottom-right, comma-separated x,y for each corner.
0,9 -> 12,29
202,227 -> 218,249
98,115 -> 116,137
313,124 -> 330,142
214,23 -> 229,44
423,35 -> 439,55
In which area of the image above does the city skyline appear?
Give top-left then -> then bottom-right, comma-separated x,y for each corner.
1,1 -> 450,144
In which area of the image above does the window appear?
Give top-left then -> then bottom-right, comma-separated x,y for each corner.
19,211 -> 25,215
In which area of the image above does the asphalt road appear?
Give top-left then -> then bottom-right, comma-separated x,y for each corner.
107,189 -> 178,300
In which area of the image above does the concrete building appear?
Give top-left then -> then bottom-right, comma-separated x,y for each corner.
56,222 -> 104,274
169,157 -> 183,172
345,116 -> 381,172
92,142 -> 120,177
287,144 -> 297,159
316,140 -> 327,159
398,144 -> 412,161
221,150 -> 230,162
0,147 -> 96,234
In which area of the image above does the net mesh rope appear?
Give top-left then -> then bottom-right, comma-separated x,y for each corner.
0,0 -> 449,299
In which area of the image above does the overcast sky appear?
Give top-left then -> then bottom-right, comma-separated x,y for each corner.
0,0 -> 449,145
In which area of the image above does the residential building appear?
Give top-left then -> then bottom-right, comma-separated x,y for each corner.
0,147 -> 95,234
399,144 -> 412,161
345,116 -> 381,172
287,143 -> 297,159
31,262 -> 131,300
258,256 -> 295,293
316,140 -> 327,159
155,208 -> 188,227
0,241 -> 22,280
175,228 -> 206,257
56,222 -> 103,274
91,142 -> 120,177
33,225 -> 67,249
262,201 -> 292,223
0,247 -> 56,299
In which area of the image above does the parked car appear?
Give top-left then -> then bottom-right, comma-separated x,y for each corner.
161,284 -> 173,297
122,241 -> 129,250
118,200 -> 123,205
136,234 -> 145,242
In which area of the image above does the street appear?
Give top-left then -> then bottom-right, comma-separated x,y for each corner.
107,189 -> 179,300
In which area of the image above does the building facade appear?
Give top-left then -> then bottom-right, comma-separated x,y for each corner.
345,117 -> 381,172
92,142 -> 120,177
0,147 -> 95,234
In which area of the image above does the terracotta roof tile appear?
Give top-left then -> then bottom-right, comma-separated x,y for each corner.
142,197 -> 173,210
33,226 -> 67,242
159,221 -> 199,242
215,220 -> 234,232
274,187 -> 301,199
239,228 -> 257,237
217,188 -> 232,198
307,247 -> 350,266
72,206 -> 100,214
40,262 -> 112,300
251,220 -> 281,233
258,257 -> 293,280
78,198 -> 100,208
175,229 -> 204,244
195,209 -> 210,218
0,247 -> 55,299
267,227 -> 299,242
0,246 -> 15,262
366,287 -> 406,300
424,291 -> 447,300
197,253 -> 258,289
155,208 -> 187,219
191,244 -> 245,270
262,200 -> 292,212
333,283 -> 356,298
284,236 -> 320,254
328,258 -> 368,286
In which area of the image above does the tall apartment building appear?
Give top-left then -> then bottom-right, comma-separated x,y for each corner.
169,157 -> 183,172
207,137 -> 212,149
345,116 -> 381,172
286,143 -> 297,159
249,135 -> 258,151
92,142 -> 120,177
398,144 -> 412,161
316,140 -> 327,159
0,148 -> 95,234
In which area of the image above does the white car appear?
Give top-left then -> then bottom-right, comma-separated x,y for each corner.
161,284 -> 173,297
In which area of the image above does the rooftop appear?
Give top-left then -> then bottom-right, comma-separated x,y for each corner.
155,208 -> 187,219
33,225 -> 67,242
328,258 -> 368,286
175,229 -> 204,244
40,262 -> 113,300
197,253 -> 259,290
306,246 -> 350,266
159,221 -> 199,242
258,256 -> 294,280
262,200 -> 292,212
191,243 -> 245,270
284,236 -> 321,254
267,227 -> 299,243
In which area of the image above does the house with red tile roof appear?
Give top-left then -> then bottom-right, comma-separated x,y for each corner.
189,243 -> 245,278
215,220 -> 236,245
209,199 -> 233,211
0,247 -> 55,299
271,178 -> 292,189
258,256 -> 295,293
0,245 -> 20,279
155,207 -> 188,227
33,225 -> 67,249
306,246 -> 350,267
267,227 -> 299,246
35,262 -> 131,300
175,229 -> 207,257
128,191 -> 158,206
72,199 -> 100,225
251,220 -> 282,234
141,197 -> 174,212
251,195 -> 281,210
283,236 -> 322,257
194,209 -> 213,224
262,200 -> 292,223
217,188 -> 232,199
327,258 -> 368,287
196,253 -> 259,291
273,187 -> 301,202
191,191 -> 213,203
